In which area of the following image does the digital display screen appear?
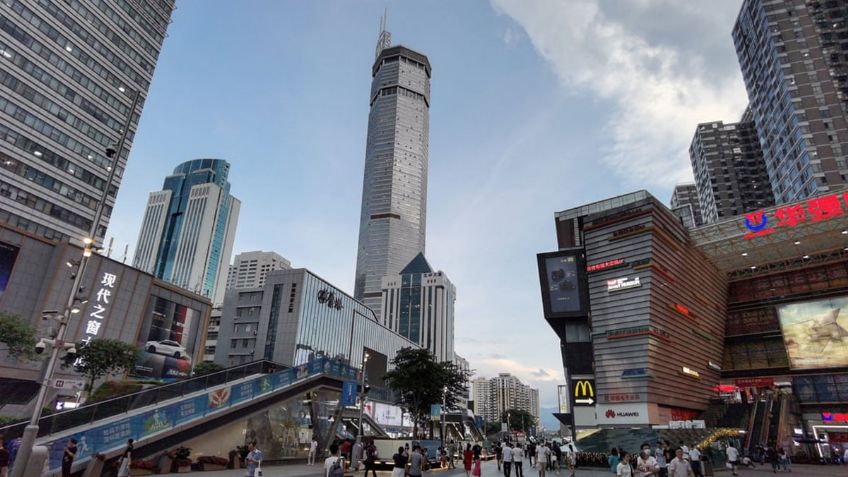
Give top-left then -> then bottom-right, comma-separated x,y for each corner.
537,249 -> 588,318
0,242 -> 19,300
778,296 -> 848,369
132,296 -> 200,381
557,385 -> 569,413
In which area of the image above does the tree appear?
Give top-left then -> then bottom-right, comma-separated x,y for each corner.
383,347 -> 470,438
502,408 -> 537,434
192,361 -> 224,376
66,339 -> 139,396
0,312 -> 37,359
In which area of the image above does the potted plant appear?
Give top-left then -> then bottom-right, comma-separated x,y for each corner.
171,447 -> 192,473
236,445 -> 249,467
129,459 -> 156,476
228,450 -> 241,469
197,456 -> 229,471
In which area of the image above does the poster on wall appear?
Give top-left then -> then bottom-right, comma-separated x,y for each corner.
132,296 -> 200,381
0,242 -> 19,300
778,296 -> 848,369
537,249 -> 588,318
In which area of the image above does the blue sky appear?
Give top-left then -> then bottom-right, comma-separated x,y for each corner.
108,0 -> 749,424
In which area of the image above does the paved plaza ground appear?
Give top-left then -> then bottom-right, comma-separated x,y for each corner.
156,457 -> 848,477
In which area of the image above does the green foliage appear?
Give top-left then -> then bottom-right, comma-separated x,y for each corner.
383,347 -> 471,437
502,408 -> 536,433
0,312 -> 37,359
192,361 -> 224,376
88,380 -> 143,403
66,339 -> 139,395
0,415 -> 25,426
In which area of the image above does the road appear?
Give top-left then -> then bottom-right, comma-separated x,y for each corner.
154,458 -> 848,477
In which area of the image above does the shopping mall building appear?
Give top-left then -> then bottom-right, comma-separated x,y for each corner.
538,189 -> 848,458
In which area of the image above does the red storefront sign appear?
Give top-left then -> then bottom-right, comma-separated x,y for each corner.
587,259 -> 625,273
670,408 -> 700,421
743,192 -> 847,239
822,412 -> 848,424
603,393 -> 641,403
734,377 -> 774,388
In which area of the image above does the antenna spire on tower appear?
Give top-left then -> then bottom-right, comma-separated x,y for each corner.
375,8 -> 391,59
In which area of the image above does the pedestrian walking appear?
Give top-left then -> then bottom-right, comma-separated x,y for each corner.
352,440 -> 363,472
551,444 -> 561,474
536,442 -> 550,477
687,447 -> 703,477
655,443 -> 667,477
636,444 -> 658,477
363,441 -> 378,477
245,441 -> 262,477
464,444 -> 475,477
609,448 -> 620,474
409,445 -> 424,477
62,438 -> 78,477
496,442 -> 504,471
667,449 -> 692,477
0,438 -> 9,477
324,443 -> 344,477
528,442 -> 536,466
766,445 -> 779,473
616,452 -> 632,477
392,446 -> 408,477
513,444 -> 525,477
778,448 -> 790,472
309,438 -> 318,465
449,441 -> 457,469
117,439 -> 133,477
503,442 -> 514,477
725,442 -> 739,476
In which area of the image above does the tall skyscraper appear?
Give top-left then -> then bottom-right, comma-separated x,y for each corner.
733,0 -> 848,203
0,0 -> 175,245
354,26 -> 431,318
226,250 -> 291,290
133,159 -> 240,304
380,253 -> 455,362
670,183 -> 704,227
689,109 -> 774,224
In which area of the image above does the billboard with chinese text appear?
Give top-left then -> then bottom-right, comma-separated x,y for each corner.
778,296 -> 848,369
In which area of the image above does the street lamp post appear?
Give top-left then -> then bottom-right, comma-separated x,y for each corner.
11,90 -> 141,477
441,386 -> 447,447
356,351 -> 370,444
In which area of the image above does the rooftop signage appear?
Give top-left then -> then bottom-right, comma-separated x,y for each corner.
587,259 -> 625,273
743,192 -> 847,239
607,276 -> 641,292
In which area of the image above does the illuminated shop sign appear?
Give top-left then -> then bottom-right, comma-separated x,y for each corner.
603,393 -> 641,403
607,326 -> 669,342
743,192 -> 847,239
607,276 -> 641,292
822,412 -> 848,423
672,303 -> 695,319
586,259 -> 625,273
83,272 -> 118,344
734,377 -> 774,388
681,366 -> 700,378
621,368 -> 649,378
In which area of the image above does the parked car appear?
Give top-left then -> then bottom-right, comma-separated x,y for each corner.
145,339 -> 190,361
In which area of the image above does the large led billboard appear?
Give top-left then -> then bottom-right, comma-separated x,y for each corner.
778,296 -> 848,370
133,296 -> 200,381
537,249 -> 589,318
0,242 -> 19,300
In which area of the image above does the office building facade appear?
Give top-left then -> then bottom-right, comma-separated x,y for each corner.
733,0 -> 848,204
354,30 -> 432,318
133,159 -> 240,304
689,114 -> 775,224
226,250 -> 291,290
670,183 -> 704,227
214,268 -> 419,375
380,253 -> 455,362
0,0 -> 174,245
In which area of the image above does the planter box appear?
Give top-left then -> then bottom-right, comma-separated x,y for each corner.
200,463 -> 227,471
177,464 -> 192,473
129,469 -> 153,476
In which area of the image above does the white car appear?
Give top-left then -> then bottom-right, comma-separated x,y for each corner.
145,339 -> 190,361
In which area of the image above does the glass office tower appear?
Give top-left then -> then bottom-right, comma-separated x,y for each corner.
354,30 -> 431,319
0,0 -> 175,245
133,159 -> 240,304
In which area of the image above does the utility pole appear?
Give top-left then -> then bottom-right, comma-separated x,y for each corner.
356,351 -> 370,444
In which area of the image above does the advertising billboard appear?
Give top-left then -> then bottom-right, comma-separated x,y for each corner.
778,296 -> 848,369
537,249 -> 588,318
373,402 -> 404,427
557,385 -> 570,413
0,242 -> 19,300
132,296 -> 201,381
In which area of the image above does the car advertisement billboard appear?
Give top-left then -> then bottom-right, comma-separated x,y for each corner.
132,296 -> 201,381
537,249 -> 589,318
778,296 -> 848,370
0,241 -> 19,300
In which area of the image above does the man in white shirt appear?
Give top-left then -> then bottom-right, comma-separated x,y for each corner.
636,445 -> 658,477
536,444 -> 550,477
667,449 -> 692,477
309,438 -> 318,465
687,447 -> 703,477
503,442 -> 514,477
725,443 -> 739,476
512,445 -> 524,477
324,444 -> 343,477
351,440 -> 363,471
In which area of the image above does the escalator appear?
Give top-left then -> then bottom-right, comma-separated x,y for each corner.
765,393 -> 790,447
745,395 -> 769,453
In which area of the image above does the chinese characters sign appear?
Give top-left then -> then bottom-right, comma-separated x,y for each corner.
83,272 -> 118,345
743,192 -> 847,239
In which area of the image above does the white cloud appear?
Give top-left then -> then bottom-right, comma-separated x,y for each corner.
490,0 -> 748,187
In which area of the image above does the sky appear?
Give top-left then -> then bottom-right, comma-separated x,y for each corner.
107,0 -> 750,428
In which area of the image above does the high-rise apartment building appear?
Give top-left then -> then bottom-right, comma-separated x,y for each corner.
0,0 -> 174,245
733,0 -> 848,203
472,373 -> 539,425
380,253 -> 455,362
670,183 -> 704,227
689,111 -> 775,224
133,159 -> 240,304
354,28 -> 431,318
226,250 -> 291,290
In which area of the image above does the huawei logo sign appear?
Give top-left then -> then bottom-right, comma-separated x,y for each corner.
605,410 -> 616,418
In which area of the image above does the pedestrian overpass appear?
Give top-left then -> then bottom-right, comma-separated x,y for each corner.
0,359 -> 388,477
